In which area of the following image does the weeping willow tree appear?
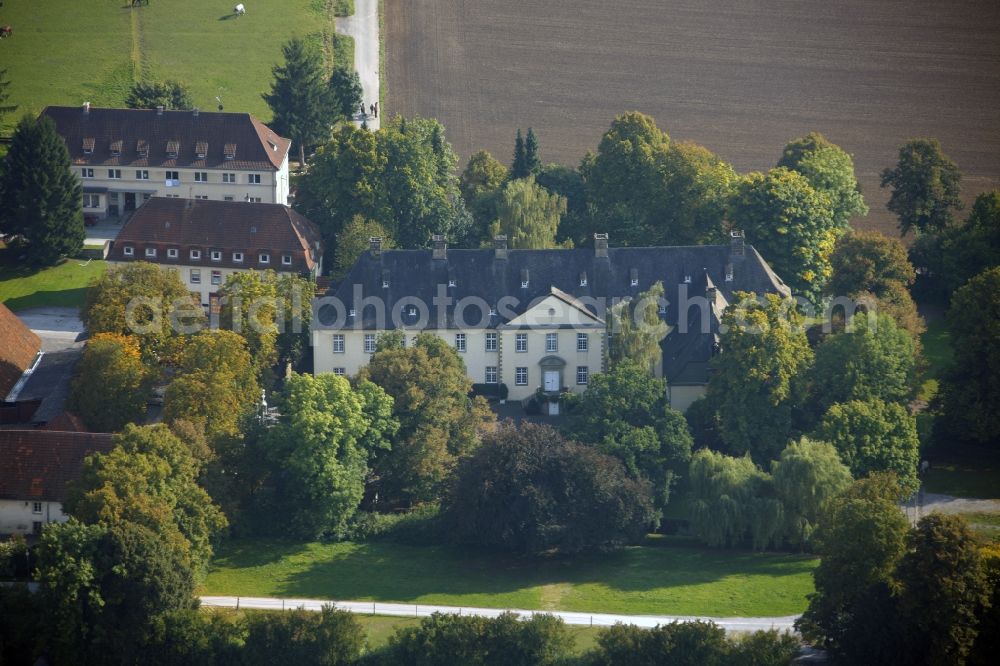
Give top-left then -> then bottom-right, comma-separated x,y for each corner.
608,281 -> 670,376
688,448 -> 784,550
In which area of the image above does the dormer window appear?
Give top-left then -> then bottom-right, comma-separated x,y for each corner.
725,263 -> 734,282
630,268 -> 639,287
166,140 -> 179,158
137,139 -> 149,157
211,250 -> 222,262
259,253 -> 269,264
658,303 -> 667,315
520,268 -> 529,288
406,305 -> 417,317
349,308 -> 356,317
109,139 -> 122,156
448,278 -> 457,287
281,254 -> 292,265
224,143 -> 237,160
683,275 -> 692,284
82,138 -> 95,155
167,248 -> 178,259
123,246 -> 134,256
145,248 -> 157,258
233,252 -> 244,263
190,249 -> 202,260
382,269 -> 390,288
195,141 -> 208,159
489,307 -> 498,317
579,272 -> 588,287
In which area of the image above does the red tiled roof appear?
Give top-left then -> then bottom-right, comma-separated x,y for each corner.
0,431 -> 114,503
40,106 -> 291,171
106,197 -> 322,273
0,304 -> 41,399
42,412 -> 91,433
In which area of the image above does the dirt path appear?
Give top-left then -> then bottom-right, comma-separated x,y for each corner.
336,0 -> 381,130
903,491 -> 1000,525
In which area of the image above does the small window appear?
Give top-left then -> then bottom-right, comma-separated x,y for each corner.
211,251 -> 222,262
259,253 -> 269,264
521,278 -> 529,288
448,278 -> 457,287
382,278 -> 390,288
725,264 -> 734,282
82,194 -> 100,208
165,170 -> 180,182
190,269 -> 201,284
364,334 -> 376,354
190,249 -> 202,260
211,270 -> 222,285
82,138 -> 95,155
81,168 -> 94,178
333,367 -> 346,376
224,196 -> 235,201
577,333 -> 589,352
166,140 -> 179,157
167,248 -> 178,259
223,173 -> 237,183
485,366 -> 498,384
455,333 -> 466,352
195,141 -> 208,159
683,275 -> 692,284
247,197 -> 262,203
136,169 -> 149,180
233,252 -> 244,263
145,247 -> 157,258
195,195 -> 209,200
282,255 -> 292,265
576,366 -> 589,385
194,172 -> 209,182
349,308 -> 356,318
32,502 -> 43,514
248,173 -> 262,184
515,333 -> 527,353
123,246 -> 134,256
658,303 -> 667,314
108,169 -> 121,179
485,332 -> 498,352
515,367 -> 528,386
579,272 -> 588,287
333,334 -> 345,353
546,332 -> 558,353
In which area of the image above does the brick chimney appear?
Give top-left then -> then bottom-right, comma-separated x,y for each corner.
594,233 -> 609,258
432,234 -> 447,260
494,234 -> 508,260
370,236 -> 382,257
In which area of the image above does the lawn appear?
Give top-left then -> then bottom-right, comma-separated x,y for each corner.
0,248 -> 106,311
916,316 -> 953,403
924,445 -> 1000,499
956,512 -> 1000,544
202,539 -> 818,617
0,0 -> 346,134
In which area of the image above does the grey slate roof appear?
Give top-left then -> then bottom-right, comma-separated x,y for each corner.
319,241 -> 789,386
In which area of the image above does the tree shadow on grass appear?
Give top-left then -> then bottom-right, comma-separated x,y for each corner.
210,539 -> 312,570
3,287 -> 89,311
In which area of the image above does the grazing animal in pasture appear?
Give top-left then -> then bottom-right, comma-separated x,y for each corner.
234,4 -> 246,16
0,25 -> 12,39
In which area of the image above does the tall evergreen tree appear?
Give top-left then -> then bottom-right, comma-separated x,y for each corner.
0,69 -> 17,122
328,66 -> 362,120
0,115 -> 84,265
262,38 -> 333,166
524,127 -> 541,175
511,128 -> 529,179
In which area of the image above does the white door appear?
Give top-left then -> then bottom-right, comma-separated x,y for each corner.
544,370 -> 559,391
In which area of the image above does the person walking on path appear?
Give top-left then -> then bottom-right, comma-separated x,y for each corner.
374,101 -> 378,118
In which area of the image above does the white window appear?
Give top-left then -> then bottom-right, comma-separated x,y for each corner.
485,332 -> 498,352
145,247 -> 157,258
211,270 -> 222,285
224,196 -> 234,201
683,275 -> 692,284
247,196 -> 262,203
546,333 -> 558,353
165,170 -> 180,181
515,367 -> 528,386
195,172 -> 208,182
364,334 -> 376,354
248,173 -> 262,184
166,194 -> 180,198
333,367 -> 346,376
259,253 -> 269,264
489,307 -> 498,317
521,278 -> 529,288
190,249 -> 202,260
136,170 -> 149,180
658,303 -> 667,314
631,276 -> 639,287
190,269 -> 201,284
223,173 -> 236,183
349,308 -> 356,317
123,246 -> 134,256
81,168 -> 94,178
576,366 -> 589,385
282,254 -> 292,265
211,251 -> 222,262
448,278 -> 457,287
233,252 -> 244,263
455,333 -> 466,352
577,333 -> 589,352
82,194 -> 100,208
167,248 -> 178,259
333,334 -> 345,353
108,169 -> 121,179
515,333 -> 527,353
580,274 -> 588,287
485,366 -> 498,384
195,195 -> 209,200
32,502 -> 43,514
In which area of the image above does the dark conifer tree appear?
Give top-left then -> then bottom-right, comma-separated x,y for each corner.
263,38 -> 334,166
511,128 -> 528,179
0,115 -> 84,265
525,127 -> 540,175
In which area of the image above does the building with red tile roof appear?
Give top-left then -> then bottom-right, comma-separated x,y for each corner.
0,304 -> 41,401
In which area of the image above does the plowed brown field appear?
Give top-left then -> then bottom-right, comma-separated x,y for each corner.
385,0 -> 1000,236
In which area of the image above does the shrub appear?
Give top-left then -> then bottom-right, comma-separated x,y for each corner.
341,504 -> 444,545
0,535 -> 30,578
242,606 -> 364,666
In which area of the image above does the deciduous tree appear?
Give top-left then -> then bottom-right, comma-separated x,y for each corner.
778,132 -> 868,229
607,281 -> 670,374
771,437 -> 852,549
827,230 -> 915,298
881,138 -> 962,236
125,80 -> 193,110
331,215 -> 395,280
460,150 -> 509,242
0,115 -> 84,264
68,333 -> 150,432
491,176 -> 566,249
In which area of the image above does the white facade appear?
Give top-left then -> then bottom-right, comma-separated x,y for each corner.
81,159 -> 290,218
314,293 -> 608,402
0,499 -> 66,536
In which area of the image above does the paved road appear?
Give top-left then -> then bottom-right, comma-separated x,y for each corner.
336,0 -> 381,131
199,596 -> 798,633
14,307 -> 85,343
